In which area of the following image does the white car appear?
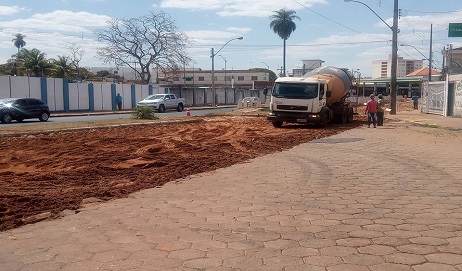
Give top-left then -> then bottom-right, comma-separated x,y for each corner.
137,94 -> 185,113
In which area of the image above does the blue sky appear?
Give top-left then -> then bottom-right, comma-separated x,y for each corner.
0,0 -> 461,77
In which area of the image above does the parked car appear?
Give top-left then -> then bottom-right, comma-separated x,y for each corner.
0,98 -> 50,124
137,94 -> 185,113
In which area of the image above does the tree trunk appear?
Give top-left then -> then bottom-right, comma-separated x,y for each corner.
283,39 -> 286,77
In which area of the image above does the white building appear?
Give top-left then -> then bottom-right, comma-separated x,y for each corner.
371,55 -> 423,78
291,59 -> 324,77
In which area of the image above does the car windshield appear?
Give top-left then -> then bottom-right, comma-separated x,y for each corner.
0,98 -> 16,105
272,83 -> 318,99
144,95 -> 165,100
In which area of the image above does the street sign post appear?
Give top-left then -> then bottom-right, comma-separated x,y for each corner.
448,23 -> 462,37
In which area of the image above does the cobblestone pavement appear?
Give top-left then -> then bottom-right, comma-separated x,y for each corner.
1,120 -> 462,271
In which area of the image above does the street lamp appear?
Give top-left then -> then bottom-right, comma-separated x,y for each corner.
219,55 -> 227,87
345,0 -> 398,115
211,37 -> 243,107
261,62 -> 270,82
400,43 -> 433,81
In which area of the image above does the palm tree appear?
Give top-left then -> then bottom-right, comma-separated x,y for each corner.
270,9 -> 300,76
51,56 -> 73,78
12,33 -> 26,54
18,48 -> 51,77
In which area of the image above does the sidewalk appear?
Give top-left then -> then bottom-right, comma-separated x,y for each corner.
386,110 -> 462,130
1,118 -> 461,270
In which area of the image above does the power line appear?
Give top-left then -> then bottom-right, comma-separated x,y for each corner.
291,0 -> 390,42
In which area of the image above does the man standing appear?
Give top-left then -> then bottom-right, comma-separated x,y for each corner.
115,93 -> 123,111
365,94 -> 379,128
411,94 -> 419,110
376,94 -> 385,126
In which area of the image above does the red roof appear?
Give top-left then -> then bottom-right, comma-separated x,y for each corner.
406,67 -> 440,77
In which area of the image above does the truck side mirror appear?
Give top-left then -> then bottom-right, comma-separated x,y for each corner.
326,91 -> 332,98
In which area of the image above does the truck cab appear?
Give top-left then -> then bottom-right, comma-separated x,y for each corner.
267,77 -> 330,127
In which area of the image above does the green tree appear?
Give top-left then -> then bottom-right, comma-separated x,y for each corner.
51,55 -> 73,78
95,11 -> 190,84
250,68 -> 277,82
269,9 -> 300,77
12,33 -> 26,54
17,48 -> 51,77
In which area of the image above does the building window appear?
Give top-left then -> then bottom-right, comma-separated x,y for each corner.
238,76 -> 244,81
173,77 -> 180,81
198,77 -> 205,81
251,76 -> 258,81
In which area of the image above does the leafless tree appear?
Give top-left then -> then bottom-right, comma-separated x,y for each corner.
95,11 -> 190,84
66,43 -> 84,70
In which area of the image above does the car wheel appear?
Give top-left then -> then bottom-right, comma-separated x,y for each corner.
177,103 -> 184,112
1,114 -> 12,124
39,112 -> 49,122
158,105 -> 165,113
272,121 -> 283,128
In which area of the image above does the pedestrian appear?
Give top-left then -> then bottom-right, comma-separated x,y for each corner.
411,94 -> 419,110
376,94 -> 385,126
365,94 -> 379,128
115,93 -> 122,111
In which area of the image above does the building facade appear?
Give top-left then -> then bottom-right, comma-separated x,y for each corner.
291,59 -> 324,77
158,68 -> 272,90
371,55 -> 423,78
442,46 -> 462,74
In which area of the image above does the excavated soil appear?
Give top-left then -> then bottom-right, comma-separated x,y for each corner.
0,115 -> 362,231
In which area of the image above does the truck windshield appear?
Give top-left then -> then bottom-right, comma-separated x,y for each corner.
144,94 -> 165,100
272,83 -> 318,99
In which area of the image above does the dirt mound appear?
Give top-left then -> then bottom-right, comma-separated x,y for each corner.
0,116 -> 361,231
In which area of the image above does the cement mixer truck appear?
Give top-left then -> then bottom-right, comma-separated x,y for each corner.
267,66 -> 354,127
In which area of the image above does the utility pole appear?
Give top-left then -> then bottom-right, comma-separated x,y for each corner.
277,66 -> 284,77
428,24 -> 433,82
389,0 -> 398,115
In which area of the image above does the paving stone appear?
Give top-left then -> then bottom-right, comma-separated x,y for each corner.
357,245 -> 396,255
384,253 -> 426,265
319,246 -> 357,256
303,255 -> 343,267
413,263 -> 459,271
326,263 -> 370,271
397,244 -> 436,255
168,249 -> 206,261
369,263 -> 413,271
425,253 -> 462,265
410,237 -> 449,246
343,254 -> 384,265
336,238 -> 372,247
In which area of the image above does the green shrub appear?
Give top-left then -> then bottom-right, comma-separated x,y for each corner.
132,106 -> 158,120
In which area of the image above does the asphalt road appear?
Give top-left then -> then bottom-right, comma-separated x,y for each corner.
0,107 -> 236,126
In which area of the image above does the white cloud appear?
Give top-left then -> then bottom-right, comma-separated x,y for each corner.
160,0 -> 326,17
0,6 -> 25,16
0,10 -> 111,33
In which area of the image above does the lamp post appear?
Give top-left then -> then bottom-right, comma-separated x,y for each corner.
219,55 -> 227,88
345,0 -> 398,115
211,37 -> 243,107
352,69 -> 361,108
400,43 -> 433,81
261,62 -> 270,82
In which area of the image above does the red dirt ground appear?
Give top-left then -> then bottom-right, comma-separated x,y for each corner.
0,115 -> 362,231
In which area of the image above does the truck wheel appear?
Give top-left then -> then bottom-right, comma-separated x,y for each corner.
341,112 -> 347,124
177,103 -> 184,112
347,108 -> 354,123
158,105 -> 165,113
272,121 -> 283,128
